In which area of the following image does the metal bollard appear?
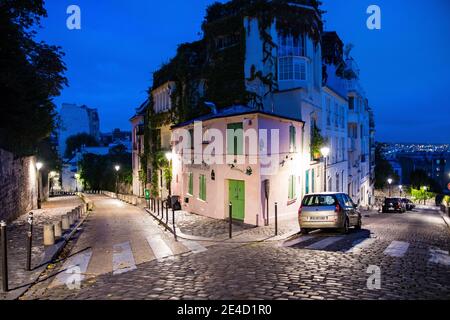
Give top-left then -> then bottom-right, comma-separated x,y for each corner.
157,199 -> 160,217
26,213 -> 34,271
172,207 -> 177,241
275,202 -> 278,236
54,220 -> 63,239
43,224 -> 55,246
166,203 -> 169,227
229,202 -> 233,239
1,220 -> 8,292
62,214 -> 70,231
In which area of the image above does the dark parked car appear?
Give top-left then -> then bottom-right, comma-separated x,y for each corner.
401,198 -> 415,211
382,198 -> 406,213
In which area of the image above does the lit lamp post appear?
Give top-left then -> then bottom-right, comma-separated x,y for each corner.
422,186 -> 428,205
387,178 -> 393,197
115,165 -> 121,196
320,147 -> 330,192
36,162 -> 43,209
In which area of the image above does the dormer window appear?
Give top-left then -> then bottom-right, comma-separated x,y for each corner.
278,35 -> 307,81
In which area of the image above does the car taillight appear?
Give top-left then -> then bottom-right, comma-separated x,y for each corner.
298,206 -> 303,216
335,203 -> 341,213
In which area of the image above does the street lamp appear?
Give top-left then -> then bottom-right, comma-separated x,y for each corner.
320,147 -> 330,192
115,165 -> 121,195
36,162 -> 43,209
387,178 -> 393,197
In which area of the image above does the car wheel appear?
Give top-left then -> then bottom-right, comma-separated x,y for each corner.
301,228 -> 310,235
355,218 -> 362,230
339,218 -> 350,234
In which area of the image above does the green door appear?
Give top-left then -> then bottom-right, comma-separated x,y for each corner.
229,180 -> 245,221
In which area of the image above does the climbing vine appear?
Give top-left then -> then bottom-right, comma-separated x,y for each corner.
311,125 -> 327,160
142,0 -> 325,186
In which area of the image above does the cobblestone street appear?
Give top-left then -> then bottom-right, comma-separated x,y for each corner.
20,196 -> 450,300
0,196 -> 83,298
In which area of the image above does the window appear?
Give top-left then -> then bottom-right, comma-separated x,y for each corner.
334,103 -> 339,127
199,174 -> 206,201
311,169 -> 315,193
326,98 -> 331,126
349,97 -> 355,110
188,173 -> 193,195
279,57 -> 307,81
189,129 -> 194,150
279,35 -> 305,57
302,195 -> 337,207
278,35 -> 307,81
227,123 -> 243,155
289,125 -> 296,153
288,175 -> 296,200
305,170 -> 310,195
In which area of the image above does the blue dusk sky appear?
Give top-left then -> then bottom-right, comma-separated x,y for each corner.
36,0 -> 450,143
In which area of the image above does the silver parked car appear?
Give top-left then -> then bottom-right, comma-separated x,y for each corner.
298,193 -> 362,234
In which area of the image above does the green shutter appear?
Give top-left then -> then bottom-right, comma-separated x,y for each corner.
227,123 -> 243,155
199,175 -> 206,201
288,175 -> 296,200
188,173 -> 193,195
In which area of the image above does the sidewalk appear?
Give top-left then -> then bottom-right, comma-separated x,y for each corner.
0,196 -> 83,300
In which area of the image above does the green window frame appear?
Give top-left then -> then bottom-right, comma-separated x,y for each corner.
289,125 -> 296,152
305,170 -> 310,195
188,172 -> 193,195
227,123 -> 244,156
288,175 -> 296,200
199,174 -> 206,201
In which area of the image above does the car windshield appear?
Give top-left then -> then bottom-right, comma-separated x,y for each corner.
303,195 -> 337,207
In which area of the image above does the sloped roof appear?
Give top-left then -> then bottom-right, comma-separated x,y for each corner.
172,105 -> 304,129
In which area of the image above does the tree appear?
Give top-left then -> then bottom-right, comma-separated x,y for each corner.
411,187 -> 435,205
78,147 -> 132,192
374,143 -> 399,189
410,169 -> 441,193
0,0 -> 67,156
64,133 -> 99,159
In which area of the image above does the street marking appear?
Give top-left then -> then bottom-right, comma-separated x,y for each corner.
306,236 -> 344,250
346,238 -> 376,254
282,235 -> 314,247
112,242 -> 137,275
180,239 -> 207,254
53,250 -> 93,288
429,248 -> 450,266
147,235 -> 174,261
383,241 -> 410,258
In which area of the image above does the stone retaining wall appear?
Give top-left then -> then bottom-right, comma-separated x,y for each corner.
0,149 -> 38,222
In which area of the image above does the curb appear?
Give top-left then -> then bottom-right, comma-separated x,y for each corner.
144,207 -> 298,244
1,194 -> 94,300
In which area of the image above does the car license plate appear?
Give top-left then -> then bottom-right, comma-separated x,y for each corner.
310,217 -> 327,221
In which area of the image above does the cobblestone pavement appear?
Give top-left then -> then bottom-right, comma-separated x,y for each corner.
175,211 -> 255,239
0,196 -> 83,295
22,206 -> 450,300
